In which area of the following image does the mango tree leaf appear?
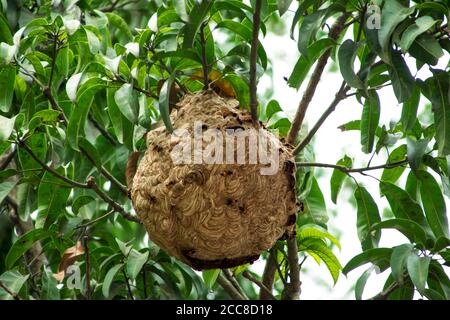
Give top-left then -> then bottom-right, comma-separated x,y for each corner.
299,177 -> 328,228
417,170 -> 450,239
72,195 -> 95,214
342,248 -> 393,275
288,38 -> 336,90
399,16 -> 437,53
354,186 -> 381,250
114,83 -> 138,124
0,181 -> 16,204
0,66 -> 16,112
371,219 -> 427,245
126,249 -> 149,280
391,244 -> 414,285
380,181 -> 429,232
409,34 -> 444,66
378,1 -> 414,63
202,269 -> 220,289
380,144 -> 407,183
158,75 -> 175,133
6,229 -> 52,269
401,85 -> 420,132
355,266 -> 375,300
388,51 -> 415,103
0,270 -> 29,300
302,238 -> 341,284
182,0 -> 213,49
102,263 -> 123,298
330,155 -> 352,204
0,115 -> 17,143
360,91 -> 380,153
338,39 -> 364,89
407,253 -> 431,294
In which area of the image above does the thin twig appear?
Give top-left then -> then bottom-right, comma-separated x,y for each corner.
75,210 -> 115,230
293,82 -> 350,155
249,0 -> 262,123
88,113 -> 117,146
296,160 -> 409,174
84,236 -> 91,300
0,280 -> 20,300
217,273 -> 245,300
242,271 -> 276,300
369,281 -> 400,300
286,13 -> 349,145
0,148 -> 16,171
87,177 -> 141,224
122,269 -> 135,300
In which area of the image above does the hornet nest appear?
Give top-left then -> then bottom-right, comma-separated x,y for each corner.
130,91 -> 299,270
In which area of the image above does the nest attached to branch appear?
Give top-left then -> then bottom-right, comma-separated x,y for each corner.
130,91 -> 298,270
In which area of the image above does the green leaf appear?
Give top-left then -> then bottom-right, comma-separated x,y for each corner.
355,266 -> 375,300
105,12 -> 133,41
0,66 -> 15,112
158,76 -> 175,133
0,270 -> 29,300
417,170 -> 450,239
299,177 -> 328,228
102,263 -> 123,298
371,219 -> 427,245
223,74 -> 250,109
126,249 -> 149,280
380,182 -> 429,231
330,155 -> 352,204
302,238 -> 342,284
409,34 -> 444,66
342,248 -> 393,275
41,270 -> 60,300
202,269 -> 220,289
85,28 -> 101,54
0,115 -> 16,143
114,83 -> 138,124
407,253 -> 431,294
288,38 -> 335,90
391,244 -> 414,286
277,0 -> 294,16
388,51 -> 415,103
0,181 -> 16,204
380,145 -> 407,183
399,16 -> 437,53
429,71 -> 450,156
377,1 -> 414,63
265,100 -> 283,120
182,0 -> 213,49
401,85 -> 420,132
354,186 -> 381,250
360,91 -> 380,153
6,229 -> 51,269
338,39 -> 364,89
297,224 -> 341,250
36,170 -> 71,228
72,195 -> 95,214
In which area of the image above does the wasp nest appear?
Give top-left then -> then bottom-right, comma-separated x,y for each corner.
130,91 -> 298,270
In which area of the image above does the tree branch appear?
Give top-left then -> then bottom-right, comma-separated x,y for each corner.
293,82 -> 350,155
282,237 -> 301,300
286,13 -> 350,145
369,281 -> 400,300
0,148 -> 16,171
87,177 -> 141,224
83,236 -> 91,300
260,251 -> 277,300
217,273 -> 245,300
222,269 -> 248,300
296,160 -> 409,174
243,271 -> 276,300
249,0 -> 262,123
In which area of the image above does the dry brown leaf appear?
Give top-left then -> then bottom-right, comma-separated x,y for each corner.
53,241 -> 84,282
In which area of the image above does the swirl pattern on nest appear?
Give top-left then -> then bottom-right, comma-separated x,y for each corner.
131,91 -> 298,270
